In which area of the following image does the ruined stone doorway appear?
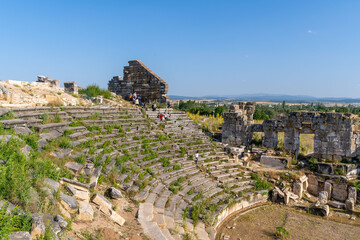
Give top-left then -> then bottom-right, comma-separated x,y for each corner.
277,132 -> 285,151
251,132 -> 264,147
299,133 -> 314,156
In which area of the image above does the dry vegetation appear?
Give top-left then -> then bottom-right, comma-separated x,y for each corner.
187,112 -> 223,132
252,132 -> 314,155
217,204 -> 360,240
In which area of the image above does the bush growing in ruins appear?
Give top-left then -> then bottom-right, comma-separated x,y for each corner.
0,138 -> 32,207
0,202 -> 32,239
251,173 -> 271,190
79,84 -> 111,99
187,112 -> 223,132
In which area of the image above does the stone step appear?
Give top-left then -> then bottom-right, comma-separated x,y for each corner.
0,119 -> 42,128
34,122 -> 70,132
68,130 -> 90,140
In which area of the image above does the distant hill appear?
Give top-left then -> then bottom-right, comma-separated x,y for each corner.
168,94 -> 360,103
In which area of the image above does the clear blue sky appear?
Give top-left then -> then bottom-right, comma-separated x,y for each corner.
1,0 -> 360,98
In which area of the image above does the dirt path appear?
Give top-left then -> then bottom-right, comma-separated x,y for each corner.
217,204 -> 360,240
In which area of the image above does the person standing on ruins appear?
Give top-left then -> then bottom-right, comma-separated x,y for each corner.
195,152 -> 199,164
152,103 -> 156,111
133,92 -> 137,99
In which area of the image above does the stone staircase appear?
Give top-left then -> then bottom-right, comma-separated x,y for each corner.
0,106 -> 268,240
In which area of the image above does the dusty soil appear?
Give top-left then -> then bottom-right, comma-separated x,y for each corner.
67,184 -> 147,240
217,204 -> 360,240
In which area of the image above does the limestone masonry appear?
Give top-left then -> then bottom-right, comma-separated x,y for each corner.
108,60 -> 169,103
222,101 -> 360,160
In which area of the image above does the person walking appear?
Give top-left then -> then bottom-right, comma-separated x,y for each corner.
195,152 -> 199,164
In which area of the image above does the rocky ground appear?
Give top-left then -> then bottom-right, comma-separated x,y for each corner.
0,80 -> 88,107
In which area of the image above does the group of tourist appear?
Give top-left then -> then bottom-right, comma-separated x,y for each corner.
128,92 -> 144,106
158,112 -> 170,121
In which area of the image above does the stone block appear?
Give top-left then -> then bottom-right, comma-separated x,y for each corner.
293,182 -> 303,198
332,183 -> 348,201
44,178 -> 59,193
348,186 -> 357,202
329,200 -> 345,209
260,155 -> 288,169
107,187 -> 123,199
65,162 -> 84,174
100,207 -> 125,226
324,182 -> 332,200
91,193 -> 112,210
60,193 -> 78,213
31,214 -> 45,239
345,198 -> 355,211
54,215 -> 67,230
78,201 -> 94,222
90,166 -> 102,188
9,231 -> 31,240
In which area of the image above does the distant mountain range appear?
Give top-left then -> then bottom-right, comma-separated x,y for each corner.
168,94 -> 360,103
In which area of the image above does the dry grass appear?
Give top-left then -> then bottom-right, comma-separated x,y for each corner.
187,112 -> 223,132
217,205 -> 360,240
252,132 -> 314,155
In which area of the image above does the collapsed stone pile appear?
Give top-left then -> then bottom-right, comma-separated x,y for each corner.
0,106 -> 268,239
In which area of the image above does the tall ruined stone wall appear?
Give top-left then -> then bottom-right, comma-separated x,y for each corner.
222,102 -> 360,160
108,60 -> 169,103
222,102 -> 256,146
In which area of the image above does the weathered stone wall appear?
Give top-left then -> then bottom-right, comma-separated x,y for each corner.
222,102 -> 360,160
108,60 -> 169,103
64,82 -> 78,94
307,174 -> 354,202
37,75 -> 60,88
222,102 -> 256,146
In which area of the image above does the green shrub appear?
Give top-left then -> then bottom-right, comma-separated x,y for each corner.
0,111 -> 16,120
276,226 -> 290,239
0,202 -> 32,239
79,84 -> 111,99
20,133 -> 39,150
0,138 -> 31,206
251,173 -> 271,190
57,137 -> 72,149
41,114 -> 49,124
173,164 -> 181,170
308,157 -> 318,172
69,121 -> 85,127
54,114 -> 62,123
75,155 -> 86,164
63,129 -> 74,136
161,158 -> 170,167
35,223 -> 55,240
